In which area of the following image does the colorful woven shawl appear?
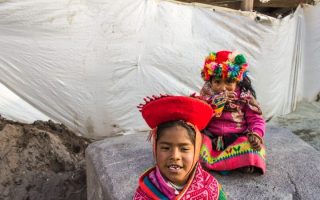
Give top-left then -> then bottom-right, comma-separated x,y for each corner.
133,163 -> 226,200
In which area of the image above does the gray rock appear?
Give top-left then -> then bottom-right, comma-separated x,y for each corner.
86,133 -> 153,200
86,126 -> 320,200
268,101 -> 320,151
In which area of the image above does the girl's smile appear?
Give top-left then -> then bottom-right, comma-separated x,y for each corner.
167,164 -> 182,173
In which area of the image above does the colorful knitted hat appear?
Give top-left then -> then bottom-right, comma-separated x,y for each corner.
201,50 -> 248,82
138,95 -> 213,130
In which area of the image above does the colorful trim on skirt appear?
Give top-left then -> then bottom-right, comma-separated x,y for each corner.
200,134 -> 266,173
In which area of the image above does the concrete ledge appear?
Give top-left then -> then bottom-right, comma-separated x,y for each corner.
86,126 -> 320,200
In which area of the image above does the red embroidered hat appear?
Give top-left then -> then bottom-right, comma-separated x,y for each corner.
138,95 -> 213,130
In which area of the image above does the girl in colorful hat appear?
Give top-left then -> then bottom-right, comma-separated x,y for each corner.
134,95 -> 227,199
199,51 -> 266,174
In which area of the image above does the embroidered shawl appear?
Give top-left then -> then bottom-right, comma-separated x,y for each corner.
133,163 -> 225,200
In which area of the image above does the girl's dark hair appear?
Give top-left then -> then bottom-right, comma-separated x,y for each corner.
156,120 -> 195,144
238,76 -> 257,99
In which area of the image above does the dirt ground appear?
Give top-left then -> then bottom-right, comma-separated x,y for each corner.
0,116 -> 91,200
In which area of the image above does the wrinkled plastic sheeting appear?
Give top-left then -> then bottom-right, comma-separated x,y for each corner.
0,0 -> 319,138
302,4 -> 320,101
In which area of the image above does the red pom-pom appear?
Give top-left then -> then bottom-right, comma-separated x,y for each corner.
215,51 -> 231,64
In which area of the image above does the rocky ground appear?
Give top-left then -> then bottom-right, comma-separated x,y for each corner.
268,101 -> 320,151
0,116 -> 91,200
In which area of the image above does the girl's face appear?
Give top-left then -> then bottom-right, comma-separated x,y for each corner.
156,126 -> 195,186
210,79 -> 237,93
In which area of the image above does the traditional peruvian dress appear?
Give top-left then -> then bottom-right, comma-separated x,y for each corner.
200,83 -> 266,173
135,95 -> 227,199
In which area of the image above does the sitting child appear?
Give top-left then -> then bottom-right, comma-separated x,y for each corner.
134,95 -> 227,199
199,50 -> 266,174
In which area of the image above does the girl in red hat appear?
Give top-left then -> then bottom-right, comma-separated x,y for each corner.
199,51 -> 266,174
134,95 -> 227,199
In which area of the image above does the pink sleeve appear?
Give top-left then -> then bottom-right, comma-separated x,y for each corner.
244,104 -> 266,137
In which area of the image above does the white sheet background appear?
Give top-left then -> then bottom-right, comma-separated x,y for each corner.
0,0 -> 319,138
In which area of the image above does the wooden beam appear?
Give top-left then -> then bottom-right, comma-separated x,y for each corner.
176,0 -> 314,10
254,0 -> 313,8
176,0 -> 241,10
241,0 -> 254,11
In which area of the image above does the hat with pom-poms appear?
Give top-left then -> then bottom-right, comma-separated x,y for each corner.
201,50 -> 248,82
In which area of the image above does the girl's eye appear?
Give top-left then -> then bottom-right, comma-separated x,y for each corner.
160,146 -> 169,150
226,79 -> 234,84
181,147 -> 190,152
214,80 -> 221,84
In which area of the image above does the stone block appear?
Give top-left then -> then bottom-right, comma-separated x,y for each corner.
86,126 -> 320,199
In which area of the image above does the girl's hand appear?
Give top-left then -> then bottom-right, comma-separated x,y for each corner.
224,91 -> 237,101
248,132 -> 263,151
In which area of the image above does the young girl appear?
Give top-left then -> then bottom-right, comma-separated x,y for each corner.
199,50 -> 266,174
134,95 -> 227,199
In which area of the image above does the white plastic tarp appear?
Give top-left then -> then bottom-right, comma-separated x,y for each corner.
0,0 -> 319,138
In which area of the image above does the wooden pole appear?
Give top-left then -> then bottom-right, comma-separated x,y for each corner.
241,0 -> 254,11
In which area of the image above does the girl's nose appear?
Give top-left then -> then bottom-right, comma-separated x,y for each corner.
170,148 -> 181,160
220,84 -> 226,92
